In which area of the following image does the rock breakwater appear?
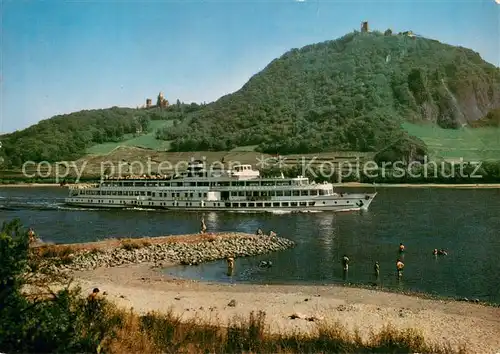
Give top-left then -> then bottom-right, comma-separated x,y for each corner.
44,233 -> 295,272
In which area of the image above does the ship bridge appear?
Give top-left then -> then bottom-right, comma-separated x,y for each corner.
230,164 -> 260,180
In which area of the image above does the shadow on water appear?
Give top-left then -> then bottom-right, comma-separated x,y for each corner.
1,187 -> 500,303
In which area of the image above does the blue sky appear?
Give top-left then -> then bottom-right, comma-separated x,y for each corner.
1,0 -> 499,133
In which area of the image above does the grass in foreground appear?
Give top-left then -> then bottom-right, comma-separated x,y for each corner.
97,303 -> 465,354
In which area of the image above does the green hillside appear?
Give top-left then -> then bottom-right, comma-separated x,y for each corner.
86,120 -> 174,155
158,30 -> 500,157
402,123 -> 500,161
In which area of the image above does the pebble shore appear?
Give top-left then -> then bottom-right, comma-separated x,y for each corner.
43,233 -> 295,272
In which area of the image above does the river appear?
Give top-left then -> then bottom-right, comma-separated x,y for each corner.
1,186 -> 499,303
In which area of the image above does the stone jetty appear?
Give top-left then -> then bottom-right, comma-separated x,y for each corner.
38,232 -> 295,272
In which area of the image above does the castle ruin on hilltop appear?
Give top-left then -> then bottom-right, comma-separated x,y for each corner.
141,92 -> 169,109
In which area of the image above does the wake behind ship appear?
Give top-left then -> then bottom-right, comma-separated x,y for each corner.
65,160 -> 377,212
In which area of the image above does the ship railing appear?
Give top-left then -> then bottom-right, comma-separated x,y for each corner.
209,184 -> 331,191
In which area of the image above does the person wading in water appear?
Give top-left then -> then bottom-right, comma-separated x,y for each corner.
396,259 -> 404,278
226,257 -> 235,276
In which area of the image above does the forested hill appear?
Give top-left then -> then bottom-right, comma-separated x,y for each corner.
159,30 -> 500,154
0,105 -> 200,168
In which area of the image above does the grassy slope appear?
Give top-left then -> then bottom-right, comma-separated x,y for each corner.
402,123 -> 500,161
86,121 -> 500,162
86,120 -> 174,155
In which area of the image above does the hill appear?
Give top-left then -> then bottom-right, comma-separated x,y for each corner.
0,103 -> 202,168
1,29 -> 499,169
158,30 -> 500,157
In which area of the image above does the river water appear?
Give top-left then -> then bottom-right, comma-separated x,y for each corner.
1,186 -> 499,303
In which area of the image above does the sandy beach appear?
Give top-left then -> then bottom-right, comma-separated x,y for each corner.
71,263 -> 500,354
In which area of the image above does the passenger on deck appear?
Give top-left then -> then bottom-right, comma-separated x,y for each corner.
399,243 -> 405,252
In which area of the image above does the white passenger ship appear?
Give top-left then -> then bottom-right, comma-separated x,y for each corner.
64,160 -> 377,212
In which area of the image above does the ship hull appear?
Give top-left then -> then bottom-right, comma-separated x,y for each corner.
64,193 -> 376,213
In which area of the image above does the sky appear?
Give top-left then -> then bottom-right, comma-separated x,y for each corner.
1,0 -> 499,133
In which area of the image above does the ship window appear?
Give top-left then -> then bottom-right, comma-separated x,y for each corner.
203,193 -> 207,197
257,203 -> 263,207
291,202 -> 298,207
276,191 -> 283,196
247,182 -> 259,187
238,191 -> 244,197
300,190 -> 308,196
134,191 -> 140,196
300,202 -> 307,206
293,191 -> 300,196
241,203 -> 247,207
220,182 -> 230,187
285,191 -> 291,196
252,191 -> 259,197
112,191 -> 117,195
246,191 -> 252,197
234,181 -> 245,187
310,190 -> 318,196
231,192 -> 238,197
249,203 -> 255,207
319,190 -> 326,195
176,193 -> 180,197
159,193 -> 163,197
118,191 -> 123,196
152,193 -> 156,197
198,193 -> 202,198
308,202 -> 315,206
147,192 -> 151,196
135,182 -> 145,187
264,203 -> 271,207
282,202 -> 289,207
140,191 -> 145,196
273,202 -> 280,207
261,192 -> 267,197
184,193 -> 188,197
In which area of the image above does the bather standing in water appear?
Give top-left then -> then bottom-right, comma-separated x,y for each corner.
396,259 -> 404,278
374,261 -> 380,279
226,257 -> 235,276
342,255 -> 350,271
